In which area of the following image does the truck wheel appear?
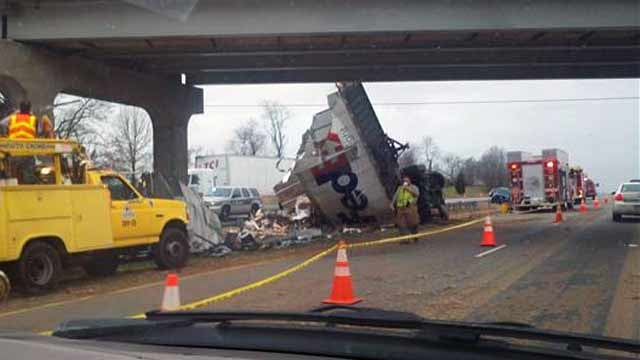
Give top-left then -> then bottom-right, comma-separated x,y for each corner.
16,242 -> 62,294
438,205 -> 449,221
220,205 -> 231,221
83,251 -> 119,277
153,227 -> 189,270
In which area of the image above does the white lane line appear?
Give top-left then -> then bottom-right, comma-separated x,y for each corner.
474,244 -> 507,258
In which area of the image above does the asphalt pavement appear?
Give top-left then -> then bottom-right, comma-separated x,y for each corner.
0,201 -> 637,341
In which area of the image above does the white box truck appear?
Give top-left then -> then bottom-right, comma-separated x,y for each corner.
192,155 -> 295,195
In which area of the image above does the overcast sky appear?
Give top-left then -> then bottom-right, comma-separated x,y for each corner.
188,79 -> 639,192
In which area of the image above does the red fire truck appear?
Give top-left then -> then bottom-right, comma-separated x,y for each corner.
507,149 -> 574,210
568,167 -> 598,203
584,177 -> 598,200
568,166 -> 584,205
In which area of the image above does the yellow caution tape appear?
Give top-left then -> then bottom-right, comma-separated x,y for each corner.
129,244 -> 338,317
349,217 -> 486,248
144,217 -> 484,315
40,217 -> 484,331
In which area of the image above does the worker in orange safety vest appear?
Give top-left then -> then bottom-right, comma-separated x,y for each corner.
2,101 -> 56,139
8,101 -> 37,139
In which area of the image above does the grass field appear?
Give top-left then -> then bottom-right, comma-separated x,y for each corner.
443,185 -> 488,198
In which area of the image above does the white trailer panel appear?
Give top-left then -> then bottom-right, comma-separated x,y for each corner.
291,86 -> 396,225
195,155 -> 295,195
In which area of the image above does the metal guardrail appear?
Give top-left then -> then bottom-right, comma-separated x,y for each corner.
444,198 -> 495,220
446,200 -> 481,212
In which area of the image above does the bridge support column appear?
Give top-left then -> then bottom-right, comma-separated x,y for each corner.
148,108 -> 190,197
0,40 -> 203,194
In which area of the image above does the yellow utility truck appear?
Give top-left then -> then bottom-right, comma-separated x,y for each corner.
0,138 -> 189,293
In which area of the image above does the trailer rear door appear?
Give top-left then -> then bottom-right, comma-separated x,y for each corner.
522,164 -> 544,201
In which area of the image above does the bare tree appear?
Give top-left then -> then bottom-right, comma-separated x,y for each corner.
419,136 -> 439,170
441,153 -> 463,182
398,146 -> 418,168
454,171 -> 466,195
104,107 -> 153,183
53,96 -> 112,150
226,119 -> 266,156
477,146 -> 509,189
460,157 -> 478,185
261,100 -> 290,158
188,145 -> 205,168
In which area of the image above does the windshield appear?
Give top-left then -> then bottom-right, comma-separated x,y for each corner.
1,1 -> 638,358
208,187 -> 231,197
622,184 -> 640,192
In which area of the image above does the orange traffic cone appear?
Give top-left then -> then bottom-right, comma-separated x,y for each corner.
480,216 -> 496,247
554,204 -> 563,223
593,196 -> 600,209
323,241 -> 362,305
579,198 -> 587,213
161,273 -> 181,311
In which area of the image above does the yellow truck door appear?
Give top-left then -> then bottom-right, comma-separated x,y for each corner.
101,175 -> 155,245
69,186 -> 114,251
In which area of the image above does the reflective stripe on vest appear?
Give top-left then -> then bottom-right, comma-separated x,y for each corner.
8,114 -> 36,139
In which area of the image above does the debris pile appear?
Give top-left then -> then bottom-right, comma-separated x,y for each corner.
226,208 -> 325,251
180,183 -> 228,256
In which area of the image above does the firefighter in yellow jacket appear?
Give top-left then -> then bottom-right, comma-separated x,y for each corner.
391,175 -> 420,239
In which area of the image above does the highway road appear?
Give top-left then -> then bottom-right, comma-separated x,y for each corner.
0,201 -> 638,341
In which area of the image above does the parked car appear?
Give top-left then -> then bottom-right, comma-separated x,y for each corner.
203,186 -> 262,220
489,187 -> 511,204
612,182 -> 640,222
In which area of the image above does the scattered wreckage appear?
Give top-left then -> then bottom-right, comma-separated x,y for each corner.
181,82 -> 448,259
181,184 -> 326,257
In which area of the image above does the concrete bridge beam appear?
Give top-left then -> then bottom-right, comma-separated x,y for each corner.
0,40 -> 203,193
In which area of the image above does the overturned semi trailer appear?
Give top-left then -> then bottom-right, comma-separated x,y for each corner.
280,82 -> 407,225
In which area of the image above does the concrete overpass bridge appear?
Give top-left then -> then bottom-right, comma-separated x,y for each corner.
1,0 -> 638,191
